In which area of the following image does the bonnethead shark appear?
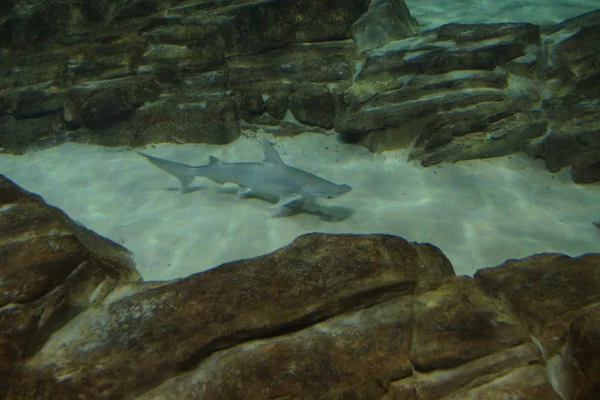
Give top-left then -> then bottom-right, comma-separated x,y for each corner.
137,139 -> 351,215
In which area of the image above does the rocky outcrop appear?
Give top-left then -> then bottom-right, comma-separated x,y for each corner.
536,10 -> 600,184
1,175 -> 599,399
337,22 -> 546,158
0,2 -> 599,180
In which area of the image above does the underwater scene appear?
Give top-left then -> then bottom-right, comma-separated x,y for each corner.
1,0 -> 599,399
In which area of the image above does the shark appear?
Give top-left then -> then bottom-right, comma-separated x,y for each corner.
137,139 -> 352,215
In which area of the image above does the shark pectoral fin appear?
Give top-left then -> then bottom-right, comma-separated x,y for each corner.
178,177 -> 193,193
269,193 -> 304,212
237,187 -> 253,198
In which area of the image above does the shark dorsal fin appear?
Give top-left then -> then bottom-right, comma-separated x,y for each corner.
262,139 -> 284,165
208,156 -> 222,165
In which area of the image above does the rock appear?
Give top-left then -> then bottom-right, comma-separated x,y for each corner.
571,148 -> 600,184
0,0 -> 368,152
227,41 -> 356,87
76,94 -> 241,147
569,308 -> 600,399
0,112 -> 67,154
539,9 -> 600,183
0,175 -> 141,399
236,92 -> 265,119
336,22 -> 546,157
265,90 -> 293,121
0,95 -> 8,115
542,118 -> 600,172
13,89 -> 64,119
474,253 -> 600,400
68,77 -> 162,127
20,233 -> 454,399
0,0 -> 70,49
289,84 -> 335,129
351,0 -> 419,52
138,276 -> 543,400
2,177 -> 600,399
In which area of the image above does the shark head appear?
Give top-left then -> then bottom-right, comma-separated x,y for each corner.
260,138 -> 352,201
324,183 -> 352,199
303,181 -> 352,200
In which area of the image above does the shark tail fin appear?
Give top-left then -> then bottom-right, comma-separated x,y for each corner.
137,151 -> 196,193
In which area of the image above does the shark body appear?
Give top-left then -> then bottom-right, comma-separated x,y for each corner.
137,139 -> 351,214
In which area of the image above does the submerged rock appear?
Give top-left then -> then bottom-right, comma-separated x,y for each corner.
536,9 -> 600,184
0,175 -> 141,398
1,176 -> 599,399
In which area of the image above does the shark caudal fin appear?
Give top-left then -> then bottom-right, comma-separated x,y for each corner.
137,151 -> 195,193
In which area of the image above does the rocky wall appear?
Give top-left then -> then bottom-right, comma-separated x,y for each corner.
0,1 -> 598,183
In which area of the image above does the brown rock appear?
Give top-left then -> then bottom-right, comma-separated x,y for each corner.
0,113 -> 67,154
569,308 -> 600,400
357,22 -> 540,80
228,41 -> 356,87
571,149 -> 600,184
542,119 -> 600,173
13,89 -> 64,119
539,10 -> 600,182
289,84 -> 335,129
0,0 -> 70,49
24,233 -> 454,399
68,78 -> 162,127
474,252 -> 600,389
0,175 -> 141,398
0,0 -> 366,152
236,92 -> 265,118
76,94 -> 241,147
139,294 -> 417,399
265,91 -> 293,121
337,22 -> 545,157
351,0 -> 419,52
411,277 -> 529,372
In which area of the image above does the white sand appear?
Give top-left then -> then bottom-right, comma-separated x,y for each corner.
1,131 -> 598,281
405,0 -> 597,29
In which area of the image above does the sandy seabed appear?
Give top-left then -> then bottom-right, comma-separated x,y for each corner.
1,131 -> 599,281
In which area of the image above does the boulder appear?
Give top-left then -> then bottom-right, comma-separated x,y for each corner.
0,175 -> 141,398
289,84 -> 335,129
351,0 -> 419,52
538,10 -> 600,183
336,22 -> 546,158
